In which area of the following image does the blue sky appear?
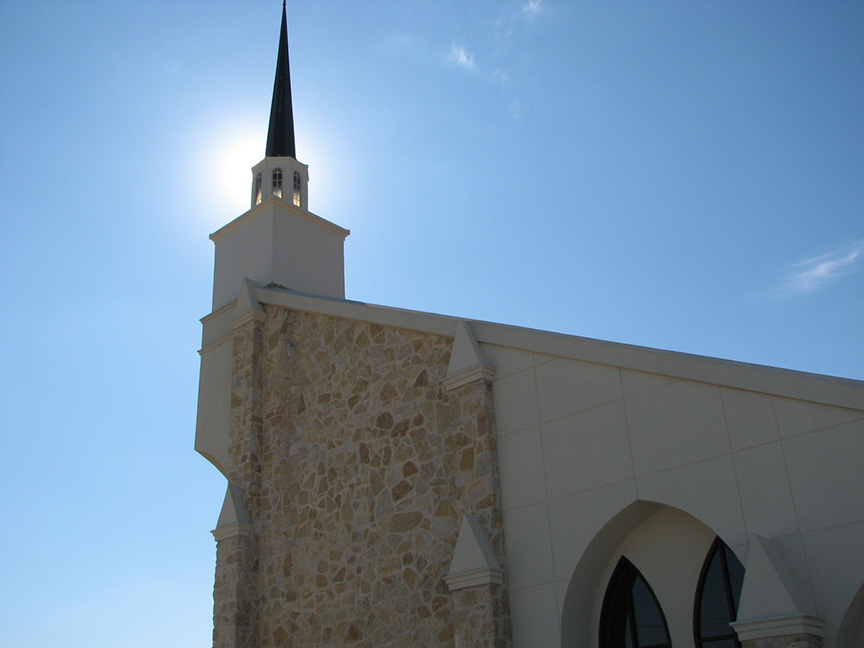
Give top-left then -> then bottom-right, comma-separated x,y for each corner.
1,1 -> 862,646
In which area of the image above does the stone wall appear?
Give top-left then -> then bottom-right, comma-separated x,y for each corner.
742,635 -> 822,648
214,306 -> 511,647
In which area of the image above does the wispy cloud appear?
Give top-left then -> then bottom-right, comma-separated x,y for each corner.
522,0 -> 545,18
757,240 -> 864,300
447,44 -> 476,69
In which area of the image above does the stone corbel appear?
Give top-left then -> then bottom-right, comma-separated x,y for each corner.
443,320 -> 495,391
443,515 -> 504,591
229,278 -> 266,330
211,482 -> 252,542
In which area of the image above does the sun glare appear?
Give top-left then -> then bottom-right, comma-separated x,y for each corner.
217,134 -> 265,213
188,120 -> 357,231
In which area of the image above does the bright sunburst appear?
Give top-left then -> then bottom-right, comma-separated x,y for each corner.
217,133 -> 265,213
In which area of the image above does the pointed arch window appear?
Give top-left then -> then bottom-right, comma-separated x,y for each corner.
694,538 -> 745,648
254,172 -> 263,206
292,171 -> 301,207
272,168 -> 283,199
600,557 -> 672,648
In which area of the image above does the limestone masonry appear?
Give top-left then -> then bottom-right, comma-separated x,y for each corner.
215,309 -> 510,647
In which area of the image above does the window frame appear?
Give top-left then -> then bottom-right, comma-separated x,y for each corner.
272,168 -> 283,199
292,170 -> 301,207
693,537 -> 745,648
254,172 -> 263,205
600,556 -> 673,648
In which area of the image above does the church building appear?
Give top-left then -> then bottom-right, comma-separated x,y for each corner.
196,6 -> 864,647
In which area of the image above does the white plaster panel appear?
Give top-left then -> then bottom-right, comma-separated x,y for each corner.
767,534 -> 815,608
722,387 -> 780,451
547,480 -> 638,583
773,396 -> 864,439
212,203 -> 347,311
481,344 -> 535,379
730,541 -> 749,569
195,341 -> 233,476
493,369 -> 539,436
502,503 -> 555,590
800,522 -> 864,648
532,353 -> 557,366
554,579 -> 570,621
541,402 -> 633,499
213,211 -> 274,310
620,369 -> 678,398
498,426 -> 547,510
625,380 -> 730,476
509,583 -> 562,648
273,212 -> 345,298
535,358 -> 623,424
782,421 -> 864,533
732,443 -> 799,538
636,455 -> 747,547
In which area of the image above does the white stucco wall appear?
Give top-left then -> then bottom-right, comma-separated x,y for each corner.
485,342 -> 864,648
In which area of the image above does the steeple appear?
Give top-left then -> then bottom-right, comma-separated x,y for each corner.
265,1 -> 296,159
249,2 -> 308,210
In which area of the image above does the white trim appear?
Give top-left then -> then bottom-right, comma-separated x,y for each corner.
230,309 -> 267,330
443,567 -> 504,591
731,614 -> 825,642
199,333 -> 233,356
210,197 -> 349,242
443,365 -> 495,391
211,523 -> 252,542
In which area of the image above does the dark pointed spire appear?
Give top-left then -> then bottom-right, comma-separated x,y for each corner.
265,1 -> 296,158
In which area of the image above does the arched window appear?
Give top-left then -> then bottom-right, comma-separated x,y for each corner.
600,557 -> 672,648
292,171 -> 301,207
272,168 -> 283,198
694,538 -> 745,648
254,172 -> 262,206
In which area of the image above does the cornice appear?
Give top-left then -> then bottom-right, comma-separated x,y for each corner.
442,566 -> 504,591
209,198 -> 349,243
731,614 -> 825,641
200,301 -> 235,325
211,523 -> 252,542
230,309 -> 267,330
443,365 -> 495,391
198,333 -> 233,356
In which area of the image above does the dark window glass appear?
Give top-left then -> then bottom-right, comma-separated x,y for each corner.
702,639 -> 737,648
601,557 -> 672,648
694,538 -> 745,648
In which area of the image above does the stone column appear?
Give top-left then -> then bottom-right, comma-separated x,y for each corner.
444,514 -> 511,648
442,335 -> 513,647
212,528 -> 258,648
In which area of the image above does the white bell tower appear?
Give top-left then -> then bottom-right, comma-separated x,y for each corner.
208,1 -> 349,311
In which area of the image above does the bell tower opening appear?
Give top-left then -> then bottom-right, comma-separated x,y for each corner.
292,170 -> 301,207
272,168 -> 283,199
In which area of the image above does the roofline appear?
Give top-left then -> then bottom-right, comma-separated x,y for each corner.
255,286 -> 864,411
